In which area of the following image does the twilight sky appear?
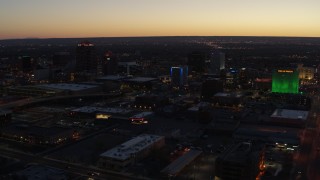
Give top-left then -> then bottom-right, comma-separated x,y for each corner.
1,0 -> 320,39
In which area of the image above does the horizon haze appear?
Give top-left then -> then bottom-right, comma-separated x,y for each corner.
1,0 -> 320,39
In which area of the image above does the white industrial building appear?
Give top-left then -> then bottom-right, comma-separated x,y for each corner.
98,134 -> 165,170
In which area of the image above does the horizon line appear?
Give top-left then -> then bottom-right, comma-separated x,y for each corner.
1,35 -> 320,41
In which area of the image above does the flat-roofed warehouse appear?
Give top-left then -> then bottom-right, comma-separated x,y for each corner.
269,109 -> 309,128
122,77 -> 158,90
71,106 -> 134,120
161,149 -> 202,177
98,134 -> 165,170
37,83 -> 101,95
6,83 -> 101,97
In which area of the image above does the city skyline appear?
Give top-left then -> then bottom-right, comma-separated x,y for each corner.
1,0 -> 320,40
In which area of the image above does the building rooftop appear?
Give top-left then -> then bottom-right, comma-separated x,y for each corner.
161,149 -> 202,176
72,106 -> 132,115
125,77 -> 158,83
218,142 -> 253,163
15,165 -> 66,180
187,102 -> 210,112
100,134 -> 164,161
96,75 -> 125,81
234,125 -> 300,145
37,83 -> 98,91
130,111 -> 154,118
214,92 -> 244,98
270,109 -> 308,120
118,61 -> 137,66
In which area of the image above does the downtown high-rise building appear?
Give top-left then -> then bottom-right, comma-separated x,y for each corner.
272,69 -> 299,94
102,50 -> 118,75
209,51 -> 225,75
74,41 -> 97,81
187,51 -> 206,73
52,52 -> 72,68
75,42 -> 97,74
21,56 -> 35,73
171,66 -> 188,86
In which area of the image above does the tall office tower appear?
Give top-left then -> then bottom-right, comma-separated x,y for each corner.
52,52 -> 72,68
102,50 -> 118,75
21,56 -> 35,73
171,66 -> 188,86
272,69 -> 299,94
209,51 -> 225,75
187,51 -> 205,73
75,42 -> 97,74
75,42 -> 97,81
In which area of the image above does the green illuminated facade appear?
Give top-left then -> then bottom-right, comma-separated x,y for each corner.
272,70 -> 299,94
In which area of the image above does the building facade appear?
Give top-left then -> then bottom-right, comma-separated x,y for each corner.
171,66 -> 188,86
209,51 -> 225,75
75,42 -> 97,80
272,69 -> 299,94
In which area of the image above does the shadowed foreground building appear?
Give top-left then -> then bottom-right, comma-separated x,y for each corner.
215,142 -> 261,180
14,165 -> 67,180
0,109 -> 11,126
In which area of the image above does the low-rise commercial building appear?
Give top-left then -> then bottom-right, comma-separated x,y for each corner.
98,134 -> 165,170
213,92 -> 244,107
71,106 -> 134,120
1,124 -> 74,145
134,94 -> 169,110
234,125 -> 300,146
161,149 -> 202,177
269,109 -> 308,128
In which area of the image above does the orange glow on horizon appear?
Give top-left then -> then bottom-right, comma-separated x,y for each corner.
1,0 -> 320,39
